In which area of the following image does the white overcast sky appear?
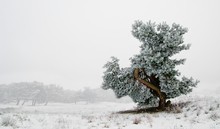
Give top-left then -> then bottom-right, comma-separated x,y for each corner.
0,0 -> 220,91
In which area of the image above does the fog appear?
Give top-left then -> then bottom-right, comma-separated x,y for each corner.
0,0 -> 220,91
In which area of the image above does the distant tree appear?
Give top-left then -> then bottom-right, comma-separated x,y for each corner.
0,82 -> 68,105
102,21 -> 199,110
0,84 -> 8,103
44,84 -> 64,105
11,82 -> 44,106
81,87 -> 97,103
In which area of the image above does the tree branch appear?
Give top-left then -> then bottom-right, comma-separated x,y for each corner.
134,68 -> 161,94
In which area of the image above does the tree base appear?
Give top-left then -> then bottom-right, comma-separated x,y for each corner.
118,107 -> 161,114
117,100 -> 171,114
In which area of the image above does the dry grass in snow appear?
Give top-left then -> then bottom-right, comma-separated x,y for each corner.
0,95 -> 220,129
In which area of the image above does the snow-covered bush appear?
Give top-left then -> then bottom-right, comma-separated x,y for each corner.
1,115 -> 17,127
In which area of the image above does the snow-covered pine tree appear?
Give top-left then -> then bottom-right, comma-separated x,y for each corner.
102,21 -> 199,110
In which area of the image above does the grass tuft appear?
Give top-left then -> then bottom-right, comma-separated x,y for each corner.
133,117 -> 141,124
1,115 -> 17,127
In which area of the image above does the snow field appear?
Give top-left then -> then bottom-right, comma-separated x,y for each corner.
0,95 -> 220,129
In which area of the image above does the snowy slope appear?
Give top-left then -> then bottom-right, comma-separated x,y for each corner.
0,94 -> 220,129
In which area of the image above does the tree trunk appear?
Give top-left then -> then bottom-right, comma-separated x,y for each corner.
22,100 -> 26,106
16,99 -> 20,105
44,101 -> 48,106
134,68 -> 167,110
32,99 -> 36,106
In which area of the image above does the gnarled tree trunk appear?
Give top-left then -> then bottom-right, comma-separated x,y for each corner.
134,68 -> 169,110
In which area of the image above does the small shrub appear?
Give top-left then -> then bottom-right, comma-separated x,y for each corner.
176,116 -> 181,119
1,115 -> 17,127
57,117 -> 67,124
146,115 -> 153,127
166,104 -> 183,113
210,113 -> 220,121
184,113 -> 188,118
217,104 -> 220,108
82,115 -> 95,123
13,114 -> 30,122
209,106 -> 215,111
133,117 -> 141,124
204,111 -> 209,114
55,116 -> 70,129
196,110 -> 201,116
103,124 -> 110,128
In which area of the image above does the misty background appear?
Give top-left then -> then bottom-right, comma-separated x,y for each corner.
0,0 -> 220,94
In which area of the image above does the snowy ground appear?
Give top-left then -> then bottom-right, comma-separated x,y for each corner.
0,94 -> 220,129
